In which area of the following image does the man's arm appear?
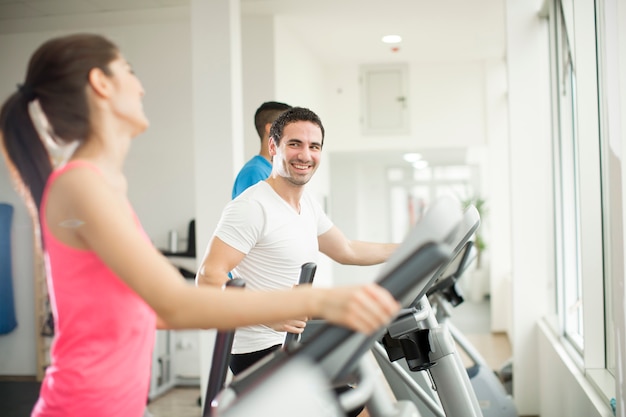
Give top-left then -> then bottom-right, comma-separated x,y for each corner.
196,236 -> 246,287
196,236 -> 308,334
318,225 -> 398,266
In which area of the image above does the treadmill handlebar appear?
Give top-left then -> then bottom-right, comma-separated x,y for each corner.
204,278 -> 247,416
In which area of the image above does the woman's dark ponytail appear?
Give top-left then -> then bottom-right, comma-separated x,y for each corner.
0,90 -> 52,211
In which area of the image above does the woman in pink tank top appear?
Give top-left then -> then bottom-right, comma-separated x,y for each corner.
0,34 -> 400,417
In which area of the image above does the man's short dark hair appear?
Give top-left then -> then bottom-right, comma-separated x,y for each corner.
269,107 -> 325,147
254,101 -> 292,141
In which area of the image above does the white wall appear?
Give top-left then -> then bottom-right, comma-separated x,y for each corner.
321,59 -> 499,294
323,61 -> 497,288
272,17 -> 335,288
538,320 -> 614,417
241,14 -> 277,161
0,8 -> 196,376
0,9 -> 197,250
122,21 -> 195,250
324,62 -> 487,153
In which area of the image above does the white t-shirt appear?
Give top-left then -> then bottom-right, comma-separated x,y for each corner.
214,181 -> 333,353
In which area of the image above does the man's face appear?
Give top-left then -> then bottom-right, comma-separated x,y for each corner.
270,121 -> 323,186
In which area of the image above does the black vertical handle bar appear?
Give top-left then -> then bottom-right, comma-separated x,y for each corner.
203,278 -> 246,417
283,262 -> 317,347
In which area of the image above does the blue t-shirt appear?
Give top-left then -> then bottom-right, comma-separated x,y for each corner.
231,155 -> 272,199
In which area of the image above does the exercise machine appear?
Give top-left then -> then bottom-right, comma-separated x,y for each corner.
429,249 -> 518,416
373,206 -> 517,416
206,195 -> 488,417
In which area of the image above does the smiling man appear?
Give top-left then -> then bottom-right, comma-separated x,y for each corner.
196,108 -> 397,396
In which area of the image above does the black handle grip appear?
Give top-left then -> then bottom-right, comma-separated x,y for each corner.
224,277 -> 246,289
283,263 -> 317,348
297,262 -> 317,285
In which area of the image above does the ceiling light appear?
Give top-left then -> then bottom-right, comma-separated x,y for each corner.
403,153 -> 422,163
412,160 -> 429,170
382,35 -> 402,44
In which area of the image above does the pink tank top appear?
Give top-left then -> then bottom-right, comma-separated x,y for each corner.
32,161 -> 156,417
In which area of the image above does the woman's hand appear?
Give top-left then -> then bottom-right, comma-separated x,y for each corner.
310,284 -> 400,335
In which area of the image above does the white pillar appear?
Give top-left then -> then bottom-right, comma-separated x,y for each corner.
485,59 -> 513,335
505,0 -> 553,414
191,0 -> 244,407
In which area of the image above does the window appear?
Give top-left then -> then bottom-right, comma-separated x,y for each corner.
551,3 -> 584,351
547,0 -> 619,403
387,164 -> 477,242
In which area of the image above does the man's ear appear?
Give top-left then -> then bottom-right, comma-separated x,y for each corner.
87,67 -> 111,98
268,136 -> 277,156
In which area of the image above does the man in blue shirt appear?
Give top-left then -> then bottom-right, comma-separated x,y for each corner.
232,101 -> 292,199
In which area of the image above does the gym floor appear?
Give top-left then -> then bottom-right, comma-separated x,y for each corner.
146,298 -> 513,417
147,386 -> 200,417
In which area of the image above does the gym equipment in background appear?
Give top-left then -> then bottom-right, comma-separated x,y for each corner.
374,205 -> 518,417
429,255 -> 518,417
0,203 -> 17,335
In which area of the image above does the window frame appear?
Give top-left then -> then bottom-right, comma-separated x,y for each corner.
547,0 -> 616,403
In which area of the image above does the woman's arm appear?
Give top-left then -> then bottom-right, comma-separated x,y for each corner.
46,167 -> 399,333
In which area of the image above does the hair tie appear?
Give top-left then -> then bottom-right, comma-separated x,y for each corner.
17,83 -> 36,101
27,99 -> 79,167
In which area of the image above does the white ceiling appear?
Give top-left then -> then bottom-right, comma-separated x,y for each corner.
0,0 -> 504,167
0,0 -> 187,19
0,0 -> 506,65
242,0 -> 506,65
